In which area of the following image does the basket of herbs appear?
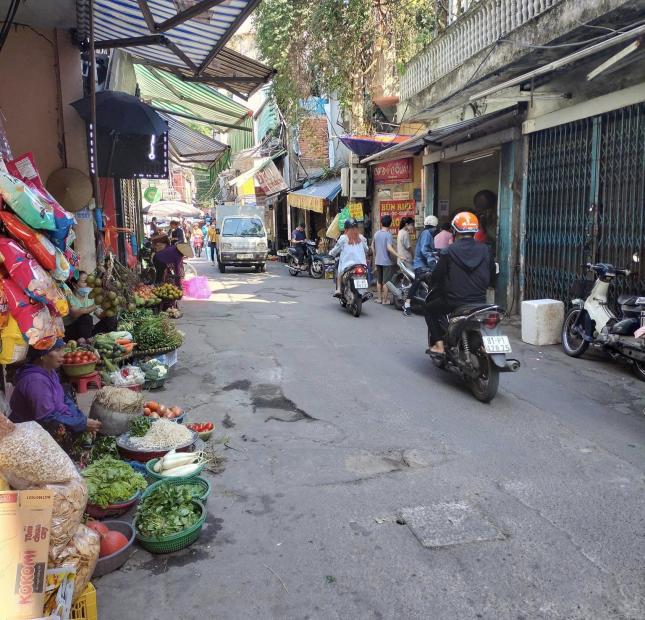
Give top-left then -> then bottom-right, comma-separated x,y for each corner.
134,484 -> 205,553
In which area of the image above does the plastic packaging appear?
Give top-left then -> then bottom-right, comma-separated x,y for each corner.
0,170 -> 56,231
51,524 -> 100,601
0,315 -> 28,364
109,365 -> 145,387
0,211 -> 57,270
0,421 -> 78,488
182,275 -> 211,299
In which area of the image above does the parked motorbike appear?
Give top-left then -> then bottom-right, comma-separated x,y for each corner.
138,240 -> 156,285
386,258 -> 437,311
337,263 -> 373,317
287,240 -> 333,279
562,261 -> 645,381
429,302 -> 520,402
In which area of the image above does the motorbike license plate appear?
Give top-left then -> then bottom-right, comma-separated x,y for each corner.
237,253 -> 253,259
353,278 -> 369,289
483,335 -> 512,354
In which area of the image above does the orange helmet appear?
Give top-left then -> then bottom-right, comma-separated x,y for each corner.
451,211 -> 479,234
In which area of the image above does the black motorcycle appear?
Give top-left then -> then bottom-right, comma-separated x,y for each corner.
287,240 -> 333,279
337,263 -> 373,317
429,302 -> 520,402
386,258 -> 437,312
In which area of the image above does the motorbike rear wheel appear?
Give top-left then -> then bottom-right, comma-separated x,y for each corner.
287,257 -> 299,276
390,273 -> 405,310
562,308 -> 589,357
310,259 -> 324,279
351,293 -> 362,317
467,334 -> 499,403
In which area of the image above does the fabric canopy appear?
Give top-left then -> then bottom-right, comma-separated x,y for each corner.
158,112 -> 228,166
76,0 -> 272,98
287,178 -> 341,214
144,200 -> 201,218
339,134 -> 414,158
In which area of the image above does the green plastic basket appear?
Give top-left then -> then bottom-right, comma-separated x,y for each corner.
141,477 -> 211,503
145,458 -> 206,482
134,501 -> 205,554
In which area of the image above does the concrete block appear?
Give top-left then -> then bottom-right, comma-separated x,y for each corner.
521,299 -> 564,346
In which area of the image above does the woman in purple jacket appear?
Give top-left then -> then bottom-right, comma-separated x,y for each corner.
9,339 -> 102,437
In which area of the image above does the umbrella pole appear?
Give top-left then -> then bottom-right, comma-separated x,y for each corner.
88,0 -> 101,210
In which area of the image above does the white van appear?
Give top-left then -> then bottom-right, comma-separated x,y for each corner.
217,216 -> 268,273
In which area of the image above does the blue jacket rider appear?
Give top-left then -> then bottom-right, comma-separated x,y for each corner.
404,215 -> 438,316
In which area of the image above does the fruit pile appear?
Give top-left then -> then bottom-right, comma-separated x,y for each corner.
134,284 -> 161,308
87,521 -> 130,558
87,273 -> 135,317
186,422 -> 213,433
154,283 -> 183,301
143,400 -> 183,419
63,349 -> 99,365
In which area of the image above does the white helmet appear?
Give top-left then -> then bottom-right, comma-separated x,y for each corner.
424,215 -> 438,227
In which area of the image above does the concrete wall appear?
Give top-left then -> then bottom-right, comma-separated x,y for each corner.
0,26 -> 94,271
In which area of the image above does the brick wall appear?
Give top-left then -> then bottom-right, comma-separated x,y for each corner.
298,116 -> 329,177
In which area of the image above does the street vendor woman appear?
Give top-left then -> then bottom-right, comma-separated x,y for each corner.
152,235 -> 186,285
63,271 -> 97,341
9,339 -> 102,436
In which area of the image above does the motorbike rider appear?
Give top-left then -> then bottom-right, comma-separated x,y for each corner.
291,222 -> 307,264
425,212 -> 495,354
403,215 -> 439,317
329,218 -> 368,297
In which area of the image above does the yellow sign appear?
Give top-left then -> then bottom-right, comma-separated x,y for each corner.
348,202 -> 364,221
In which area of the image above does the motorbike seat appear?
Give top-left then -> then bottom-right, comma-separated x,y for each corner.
450,303 -> 500,318
618,294 -> 638,306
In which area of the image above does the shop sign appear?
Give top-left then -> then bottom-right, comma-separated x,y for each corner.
373,157 -> 413,184
76,208 -> 91,220
255,161 -> 287,195
348,202 -> 364,221
380,199 -> 416,232
393,191 -> 409,200
377,188 -> 391,199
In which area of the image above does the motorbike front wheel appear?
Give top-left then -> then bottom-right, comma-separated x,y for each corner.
390,273 -> 405,311
633,361 -> 645,382
562,308 -> 590,357
287,257 -> 299,276
310,259 -> 324,279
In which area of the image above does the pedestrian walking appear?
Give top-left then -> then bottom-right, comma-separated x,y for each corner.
207,222 -> 218,263
397,217 -> 415,268
192,223 -> 204,258
371,215 -> 401,304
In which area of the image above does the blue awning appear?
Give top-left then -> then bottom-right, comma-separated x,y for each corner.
76,0 -> 273,98
287,178 -> 341,213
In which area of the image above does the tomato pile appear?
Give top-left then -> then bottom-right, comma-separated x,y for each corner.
63,350 -> 99,365
143,400 -> 183,419
187,422 -> 213,433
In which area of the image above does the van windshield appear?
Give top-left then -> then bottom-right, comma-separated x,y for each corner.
222,217 -> 265,237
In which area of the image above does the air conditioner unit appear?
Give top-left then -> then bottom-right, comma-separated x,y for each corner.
350,166 -> 367,199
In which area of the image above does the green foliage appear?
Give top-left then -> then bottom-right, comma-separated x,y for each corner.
136,485 -> 201,538
82,457 -> 147,508
255,0 -> 436,127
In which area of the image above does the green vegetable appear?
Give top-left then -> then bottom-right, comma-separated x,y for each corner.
131,315 -> 183,352
129,416 -> 153,437
89,436 -> 118,462
81,457 -> 147,508
135,485 -> 200,538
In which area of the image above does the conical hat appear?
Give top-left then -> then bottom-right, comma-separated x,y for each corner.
46,168 -> 93,213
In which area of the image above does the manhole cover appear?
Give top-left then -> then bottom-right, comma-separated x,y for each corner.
400,502 -> 503,548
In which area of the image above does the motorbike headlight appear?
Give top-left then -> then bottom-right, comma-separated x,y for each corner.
256,242 -> 267,251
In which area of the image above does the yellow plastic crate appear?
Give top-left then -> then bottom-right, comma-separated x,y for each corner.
70,583 -> 98,620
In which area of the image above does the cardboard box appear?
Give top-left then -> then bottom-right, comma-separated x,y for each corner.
0,490 -> 54,620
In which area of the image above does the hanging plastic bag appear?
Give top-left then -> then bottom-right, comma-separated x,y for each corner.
337,206 -> 351,232
0,315 -> 27,364
182,276 -> 211,300
0,211 -> 57,270
0,171 -> 56,231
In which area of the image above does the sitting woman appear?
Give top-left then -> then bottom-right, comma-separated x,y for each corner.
9,339 -> 102,442
329,218 -> 369,297
63,271 -> 97,341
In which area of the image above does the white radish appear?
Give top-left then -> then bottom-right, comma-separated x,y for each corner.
161,455 -> 199,471
160,462 -> 204,477
154,449 -> 176,472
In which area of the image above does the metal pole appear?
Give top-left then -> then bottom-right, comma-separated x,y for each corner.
88,0 -> 101,210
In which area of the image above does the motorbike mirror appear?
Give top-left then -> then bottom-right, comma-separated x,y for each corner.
633,253 -> 640,264
495,262 -> 500,275
216,229 -> 220,234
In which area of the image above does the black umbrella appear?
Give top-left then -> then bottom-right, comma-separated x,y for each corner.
71,90 -> 167,135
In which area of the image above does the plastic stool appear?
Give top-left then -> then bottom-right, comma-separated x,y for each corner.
70,371 -> 102,394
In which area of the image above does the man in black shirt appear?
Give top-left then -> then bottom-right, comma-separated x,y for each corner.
169,220 -> 185,245
425,211 -> 495,354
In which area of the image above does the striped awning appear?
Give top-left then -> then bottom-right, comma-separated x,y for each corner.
158,112 -> 228,166
287,178 -> 341,214
76,0 -> 273,99
134,64 -> 252,131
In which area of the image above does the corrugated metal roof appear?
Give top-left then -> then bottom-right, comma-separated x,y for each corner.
76,0 -> 273,98
134,64 -> 252,130
158,112 -> 228,166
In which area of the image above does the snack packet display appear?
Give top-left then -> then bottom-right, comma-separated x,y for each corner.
0,171 -> 56,231
0,210 -> 57,270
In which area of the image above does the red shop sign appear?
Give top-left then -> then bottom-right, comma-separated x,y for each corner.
373,157 -> 413,184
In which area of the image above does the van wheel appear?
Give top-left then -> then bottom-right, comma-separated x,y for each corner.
218,262 -> 226,273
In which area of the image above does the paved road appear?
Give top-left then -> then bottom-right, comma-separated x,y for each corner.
98,261 -> 645,620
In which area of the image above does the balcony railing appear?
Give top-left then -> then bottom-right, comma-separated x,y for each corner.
401,0 -> 562,102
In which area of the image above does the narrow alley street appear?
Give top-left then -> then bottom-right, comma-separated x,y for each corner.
97,260 -> 645,620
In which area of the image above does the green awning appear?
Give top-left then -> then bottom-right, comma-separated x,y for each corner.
134,64 -> 252,131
